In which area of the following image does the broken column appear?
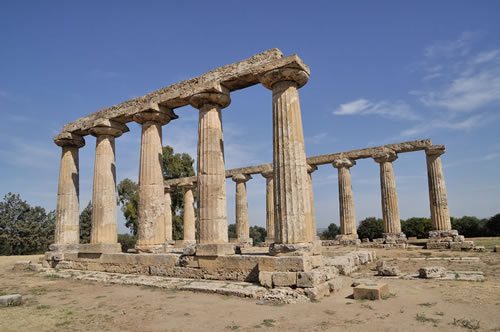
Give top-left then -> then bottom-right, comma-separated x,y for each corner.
332,157 -> 359,244
190,91 -> 234,255
134,107 -> 177,252
179,182 -> 196,245
232,174 -> 252,246
260,67 -> 312,252
261,168 -> 275,243
86,120 -> 128,253
374,150 -> 406,245
51,132 -> 85,252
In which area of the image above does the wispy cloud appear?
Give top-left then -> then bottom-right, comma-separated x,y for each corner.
306,132 -> 330,145
0,138 -> 58,169
423,31 -> 477,58
334,98 -> 419,120
400,114 -> 485,137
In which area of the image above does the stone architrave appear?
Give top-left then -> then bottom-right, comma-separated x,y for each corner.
306,164 -> 318,241
52,132 -> 85,250
179,182 -> 196,243
89,120 -> 129,246
373,150 -> 401,234
332,158 -> 357,238
232,174 -> 252,243
133,107 -> 178,252
164,185 -> 173,243
261,168 -> 275,243
190,91 -> 231,245
260,68 -> 311,245
425,145 -> 452,231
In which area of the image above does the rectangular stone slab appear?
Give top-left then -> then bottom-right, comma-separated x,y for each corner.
353,283 -> 389,300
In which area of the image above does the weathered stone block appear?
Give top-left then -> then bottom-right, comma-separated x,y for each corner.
353,283 -> 389,300
296,271 -> 326,288
79,243 -> 122,254
269,243 -> 313,256
453,235 -> 465,242
450,241 -> 474,251
272,272 -> 297,287
259,271 -> 273,288
419,266 -> 446,279
311,255 -> 323,268
376,261 -> 400,276
258,256 -> 312,272
196,244 -> 235,256
0,294 -> 23,307
362,238 -> 370,243
304,282 -> 331,301
327,278 -> 344,292
494,245 -> 500,252
312,240 -> 323,255
425,241 -> 450,249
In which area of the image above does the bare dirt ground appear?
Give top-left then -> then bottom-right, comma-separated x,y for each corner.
1,248 -> 499,332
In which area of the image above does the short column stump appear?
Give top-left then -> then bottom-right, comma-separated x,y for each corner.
353,282 -> 389,300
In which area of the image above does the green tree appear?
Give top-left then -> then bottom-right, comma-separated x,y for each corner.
486,213 -> 500,236
0,193 -> 55,255
357,217 -> 384,240
451,216 -> 488,237
401,217 -> 432,238
118,234 -> 137,252
117,178 -> 139,235
79,202 -> 92,243
228,224 -> 237,239
249,225 -> 267,244
320,223 -> 340,240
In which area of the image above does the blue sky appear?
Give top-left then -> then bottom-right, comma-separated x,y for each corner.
0,1 -> 499,233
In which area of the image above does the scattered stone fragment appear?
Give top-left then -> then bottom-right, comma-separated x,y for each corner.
376,261 -> 400,276
0,294 -> 23,307
353,283 -> 389,300
495,245 -> 500,253
418,266 -> 446,279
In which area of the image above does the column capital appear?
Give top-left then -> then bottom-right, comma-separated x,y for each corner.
261,166 -> 273,179
54,132 -> 85,148
89,119 -> 129,138
260,68 -> 309,90
307,164 -> 318,174
232,173 -> 252,183
425,145 -> 445,156
332,158 -> 356,169
164,184 -> 173,194
373,150 -> 398,163
189,91 -> 231,110
178,181 -> 196,190
133,104 -> 178,125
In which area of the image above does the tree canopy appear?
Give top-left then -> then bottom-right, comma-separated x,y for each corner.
320,223 -> 340,240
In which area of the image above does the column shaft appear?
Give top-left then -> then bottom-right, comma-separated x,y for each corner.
306,165 -> 318,241
164,187 -> 173,242
233,174 -> 251,242
426,147 -> 452,231
182,185 -> 196,242
376,153 -> 401,234
262,170 -> 275,242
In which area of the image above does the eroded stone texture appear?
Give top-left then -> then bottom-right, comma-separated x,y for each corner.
164,185 -> 173,242
89,120 -> 129,244
134,108 -> 177,252
191,91 -> 230,244
425,145 -> 452,231
374,150 -> 401,234
306,165 -> 318,241
232,174 -> 252,243
179,182 -> 196,243
261,168 -> 275,243
332,158 -> 357,237
261,68 -> 311,245
53,133 -> 85,247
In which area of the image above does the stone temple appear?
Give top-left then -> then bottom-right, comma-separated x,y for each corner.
45,49 -> 469,297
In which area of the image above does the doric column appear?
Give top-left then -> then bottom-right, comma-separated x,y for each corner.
306,165 -> 318,241
89,120 -> 128,247
179,182 -> 196,243
232,174 -> 252,244
164,185 -> 173,243
425,145 -> 452,231
52,132 -> 85,250
261,168 -> 275,243
374,150 -> 401,234
332,158 -> 357,237
190,91 -> 230,245
133,107 -> 177,252
260,68 -> 311,245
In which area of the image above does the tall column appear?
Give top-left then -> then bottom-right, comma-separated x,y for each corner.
179,182 -> 196,244
260,68 -> 311,247
332,158 -> 357,238
164,185 -> 173,243
425,145 -> 452,231
89,120 -> 128,250
374,150 -> 402,234
52,132 -> 85,251
306,165 -> 318,241
232,174 -> 252,244
190,91 -> 231,247
261,168 -> 275,243
134,108 -> 177,252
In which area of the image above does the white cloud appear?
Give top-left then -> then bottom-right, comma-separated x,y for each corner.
400,114 -> 485,137
423,31 -> 477,58
334,98 -> 418,120
470,50 -> 500,65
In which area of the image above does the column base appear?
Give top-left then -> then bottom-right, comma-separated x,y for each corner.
174,240 -> 196,248
134,244 -> 166,254
48,243 -> 80,253
426,229 -> 474,250
269,241 -> 322,256
79,243 -> 122,254
383,233 -> 407,244
229,238 -> 254,248
264,237 -> 275,244
196,243 -> 235,257
334,234 -> 361,245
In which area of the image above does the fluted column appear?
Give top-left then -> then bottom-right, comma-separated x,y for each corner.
332,158 -> 357,237
52,132 -> 85,249
164,185 -> 173,243
261,168 -> 275,243
306,165 -> 318,241
232,174 -> 252,243
374,150 -> 401,234
426,145 -> 452,231
260,68 -> 311,245
179,182 -> 196,243
190,91 -> 230,245
89,120 -> 128,245
134,107 -> 177,252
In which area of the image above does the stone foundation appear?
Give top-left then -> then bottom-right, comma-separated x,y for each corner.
425,230 -> 474,250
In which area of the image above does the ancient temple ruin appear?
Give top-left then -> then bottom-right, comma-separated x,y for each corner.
46,49 -> 467,296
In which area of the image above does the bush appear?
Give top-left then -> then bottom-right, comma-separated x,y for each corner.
357,217 -> 384,240
451,216 -> 488,237
401,217 -> 432,238
249,226 -> 267,244
117,234 -> 136,252
486,213 -> 500,236
320,223 -> 339,240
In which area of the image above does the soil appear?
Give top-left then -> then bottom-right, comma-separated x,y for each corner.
1,247 -> 499,332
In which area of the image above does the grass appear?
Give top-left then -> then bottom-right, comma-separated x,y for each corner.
225,323 -> 240,330
418,302 -> 437,307
261,319 -> 276,327
452,318 -> 481,330
381,292 -> 396,300
467,237 -> 500,250
36,304 -> 51,310
416,313 -> 440,324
